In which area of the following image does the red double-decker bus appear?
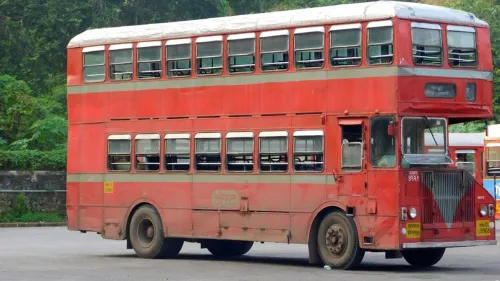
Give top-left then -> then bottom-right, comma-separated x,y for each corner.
66,1 -> 497,270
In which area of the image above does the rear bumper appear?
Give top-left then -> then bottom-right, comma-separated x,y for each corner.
402,240 -> 497,249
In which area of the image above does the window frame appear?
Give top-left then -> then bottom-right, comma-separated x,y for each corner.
109,43 -> 134,81
226,132 -> 254,173
196,35 -> 223,76
82,46 -> 106,83
258,131 -> 289,173
329,23 -> 362,67
294,26 -> 325,69
260,29 -> 290,72
227,32 -> 256,74
137,41 -> 162,79
194,132 -> 222,172
367,20 -> 394,65
107,134 -> 132,172
134,134 -> 161,172
411,22 -> 443,67
164,133 -> 191,172
293,130 -> 324,172
166,38 -> 192,77
447,25 -> 478,68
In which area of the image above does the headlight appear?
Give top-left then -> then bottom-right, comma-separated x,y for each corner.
409,207 -> 417,219
480,205 -> 487,216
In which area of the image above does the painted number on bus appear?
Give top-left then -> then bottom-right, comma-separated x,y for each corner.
408,171 -> 420,182
104,181 -> 114,194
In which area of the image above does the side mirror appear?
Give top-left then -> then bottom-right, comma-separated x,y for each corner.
387,122 -> 395,137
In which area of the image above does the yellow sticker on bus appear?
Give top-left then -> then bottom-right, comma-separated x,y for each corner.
104,182 -> 114,194
476,220 -> 491,237
406,223 -> 421,239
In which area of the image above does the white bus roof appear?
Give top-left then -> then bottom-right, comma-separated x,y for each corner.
425,133 -> 485,147
68,1 -> 487,48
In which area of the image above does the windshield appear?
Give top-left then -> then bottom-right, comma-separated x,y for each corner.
401,117 -> 453,165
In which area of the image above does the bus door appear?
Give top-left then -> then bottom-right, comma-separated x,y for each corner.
336,118 -> 368,197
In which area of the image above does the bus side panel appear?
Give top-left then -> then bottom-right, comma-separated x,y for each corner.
77,182 -> 103,232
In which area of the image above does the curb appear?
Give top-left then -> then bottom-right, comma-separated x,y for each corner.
0,222 -> 67,228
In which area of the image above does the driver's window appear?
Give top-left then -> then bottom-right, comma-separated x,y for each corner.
370,116 -> 396,168
456,151 -> 475,175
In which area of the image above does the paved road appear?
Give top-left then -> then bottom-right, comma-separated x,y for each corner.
0,227 -> 499,281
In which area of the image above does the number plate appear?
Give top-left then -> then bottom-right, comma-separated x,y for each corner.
476,220 -> 491,237
406,222 -> 421,239
104,181 -> 114,194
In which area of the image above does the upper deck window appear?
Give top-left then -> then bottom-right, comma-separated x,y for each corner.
107,134 -> 131,171
411,22 -> 442,66
226,132 -> 254,172
329,24 -> 361,67
260,30 -> 290,72
165,133 -> 190,172
259,131 -> 288,172
109,44 -> 133,81
135,134 -> 160,171
367,20 -> 393,65
447,25 -> 477,67
293,130 -> 324,172
294,26 -> 325,69
195,133 -> 221,172
166,39 -> 192,77
83,46 -> 105,83
137,42 -> 162,79
196,36 -> 223,76
228,33 -> 256,74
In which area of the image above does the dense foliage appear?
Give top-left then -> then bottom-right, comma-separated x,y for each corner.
0,0 -> 498,170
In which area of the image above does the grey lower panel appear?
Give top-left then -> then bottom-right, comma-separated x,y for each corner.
402,240 -> 497,249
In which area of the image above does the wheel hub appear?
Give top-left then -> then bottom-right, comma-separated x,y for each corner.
137,218 -> 155,248
325,224 -> 346,256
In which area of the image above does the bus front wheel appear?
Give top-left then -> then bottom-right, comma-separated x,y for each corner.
317,211 -> 365,270
129,205 -> 184,259
402,248 -> 445,267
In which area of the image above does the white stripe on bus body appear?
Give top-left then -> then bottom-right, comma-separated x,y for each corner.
66,173 -> 337,185
67,67 -> 494,95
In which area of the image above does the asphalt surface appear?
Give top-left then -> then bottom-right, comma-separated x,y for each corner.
0,226 -> 499,281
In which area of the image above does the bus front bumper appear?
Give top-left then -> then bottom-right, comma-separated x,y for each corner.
402,240 -> 497,249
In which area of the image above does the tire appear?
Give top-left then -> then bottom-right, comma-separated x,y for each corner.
206,240 -> 254,257
317,211 -> 365,270
402,248 -> 445,267
129,205 -> 184,259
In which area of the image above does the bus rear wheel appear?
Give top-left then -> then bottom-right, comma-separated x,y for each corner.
129,205 -> 184,259
402,248 -> 445,267
206,240 -> 254,257
317,211 -> 365,270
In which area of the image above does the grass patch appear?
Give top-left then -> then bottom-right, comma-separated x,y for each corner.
0,193 -> 66,223
0,211 -> 66,223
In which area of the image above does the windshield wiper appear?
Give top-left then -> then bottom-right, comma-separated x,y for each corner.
423,116 -> 439,146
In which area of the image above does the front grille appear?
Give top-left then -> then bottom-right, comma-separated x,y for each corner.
421,170 -> 474,227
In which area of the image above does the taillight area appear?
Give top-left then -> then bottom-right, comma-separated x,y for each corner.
478,204 -> 496,217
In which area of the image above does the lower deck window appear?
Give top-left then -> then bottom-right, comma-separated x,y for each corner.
195,133 -> 221,172
293,131 -> 324,172
107,135 -> 132,171
259,132 -> 288,172
226,134 -> 254,172
341,125 -> 363,171
165,135 -> 190,172
135,135 -> 160,171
